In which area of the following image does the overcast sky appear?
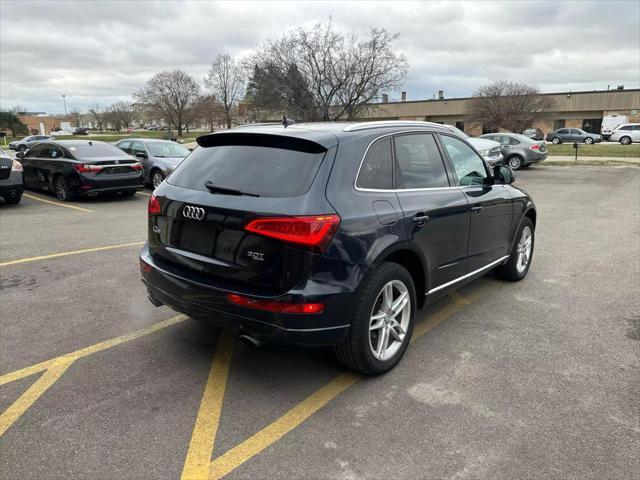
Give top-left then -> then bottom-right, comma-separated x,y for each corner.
1,0 -> 638,114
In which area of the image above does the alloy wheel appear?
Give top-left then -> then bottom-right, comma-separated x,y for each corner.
516,226 -> 532,274
368,280 -> 411,361
509,156 -> 523,170
55,178 -> 67,201
552,137 -> 560,144
152,171 -> 164,188
585,137 -> 593,144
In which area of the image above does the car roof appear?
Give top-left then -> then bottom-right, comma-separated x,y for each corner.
49,140 -> 113,147
118,138 -> 182,144
197,121 -> 454,149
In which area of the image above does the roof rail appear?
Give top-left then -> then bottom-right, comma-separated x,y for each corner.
342,120 -> 446,132
234,122 -> 282,129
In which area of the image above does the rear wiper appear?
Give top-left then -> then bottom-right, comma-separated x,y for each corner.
204,181 -> 260,197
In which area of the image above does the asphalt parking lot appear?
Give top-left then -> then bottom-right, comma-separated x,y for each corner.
1,166 -> 638,480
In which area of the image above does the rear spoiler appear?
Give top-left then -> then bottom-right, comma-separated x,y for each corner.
196,132 -> 328,154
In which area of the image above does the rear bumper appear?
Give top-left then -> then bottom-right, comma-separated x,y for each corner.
140,245 -> 354,346
0,183 -> 23,199
77,173 -> 144,195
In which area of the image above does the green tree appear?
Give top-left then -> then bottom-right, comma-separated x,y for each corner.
0,111 -> 28,137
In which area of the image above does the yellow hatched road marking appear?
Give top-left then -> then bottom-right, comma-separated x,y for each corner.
0,361 -> 73,437
23,193 -> 93,213
0,241 -> 145,267
181,331 -> 235,480
0,315 -> 187,387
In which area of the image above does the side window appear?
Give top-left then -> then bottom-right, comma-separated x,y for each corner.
633,125 -> 640,131
118,141 -> 131,152
394,133 -> 449,189
439,135 -> 488,187
25,144 -> 43,157
356,138 -> 393,190
620,125 -> 633,131
507,136 -> 520,145
557,129 -> 569,135
132,141 -> 146,157
50,146 -> 64,158
570,129 -> 581,135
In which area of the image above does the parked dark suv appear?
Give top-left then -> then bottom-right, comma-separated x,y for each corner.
140,121 -> 536,375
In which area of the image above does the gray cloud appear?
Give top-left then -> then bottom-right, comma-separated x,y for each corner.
1,0 -> 638,113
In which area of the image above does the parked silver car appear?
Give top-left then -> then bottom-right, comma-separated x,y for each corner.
609,123 -> 640,145
0,149 -> 23,204
545,128 -> 602,144
8,135 -> 53,152
443,125 -> 503,165
115,139 -> 190,188
481,133 -> 548,170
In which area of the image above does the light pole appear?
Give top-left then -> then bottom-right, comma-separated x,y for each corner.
61,94 -> 67,115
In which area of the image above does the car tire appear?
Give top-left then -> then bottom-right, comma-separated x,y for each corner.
334,262 -> 416,376
620,136 -> 632,145
584,137 -> 594,144
18,145 -> 27,152
507,155 -> 524,170
551,137 -> 561,144
5,193 -> 22,204
53,175 -> 73,202
151,169 -> 165,188
495,217 -> 534,282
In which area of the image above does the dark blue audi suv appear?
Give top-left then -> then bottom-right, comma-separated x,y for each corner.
140,121 -> 536,375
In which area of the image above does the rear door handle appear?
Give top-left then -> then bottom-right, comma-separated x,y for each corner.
470,205 -> 483,214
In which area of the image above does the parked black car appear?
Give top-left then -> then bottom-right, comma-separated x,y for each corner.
17,140 -> 144,201
545,128 -> 603,144
140,121 -> 537,375
73,127 -> 89,135
0,149 -> 23,204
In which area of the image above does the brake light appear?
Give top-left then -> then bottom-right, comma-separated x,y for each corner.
227,293 -> 324,314
244,214 -> 340,251
11,160 -> 23,172
131,163 -> 143,170
148,195 -> 161,215
73,163 -> 103,173
530,144 -> 541,151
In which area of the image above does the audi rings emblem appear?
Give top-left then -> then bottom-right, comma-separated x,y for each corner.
183,205 -> 205,220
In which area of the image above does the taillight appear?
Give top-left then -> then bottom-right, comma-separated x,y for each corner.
148,195 -> 161,215
131,163 -> 143,170
530,144 -> 540,151
73,163 -> 103,173
227,293 -> 324,314
244,214 -> 340,251
140,258 -> 153,273
11,160 -> 23,172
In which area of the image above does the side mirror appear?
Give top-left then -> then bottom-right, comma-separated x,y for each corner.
135,151 -> 147,159
494,164 -> 515,184
16,151 -> 24,159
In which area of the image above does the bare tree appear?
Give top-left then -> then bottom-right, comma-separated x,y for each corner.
248,20 -> 408,121
134,70 -> 200,136
467,81 -> 555,133
88,104 -> 106,132
191,94 -> 226,132
109,100 -> 137,129
205,54 -> 245,129
69,109 -> 81,127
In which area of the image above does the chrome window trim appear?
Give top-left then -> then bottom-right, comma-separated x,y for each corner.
426,255 -> 509,295
354,129 -> 455,193
343,121 -> 450,132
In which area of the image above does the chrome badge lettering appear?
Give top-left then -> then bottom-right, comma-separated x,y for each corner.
247,251 -> 264,262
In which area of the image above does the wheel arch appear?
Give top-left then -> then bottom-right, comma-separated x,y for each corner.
373,243 -> 427,309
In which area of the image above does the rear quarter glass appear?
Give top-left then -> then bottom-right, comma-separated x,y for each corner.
167,144 -> 326,197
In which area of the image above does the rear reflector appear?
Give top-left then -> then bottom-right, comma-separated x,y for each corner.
148,195 -> 161,215
73,163 -> 103,173
244,214 -> 340,251
140,258 -> 153,273
227,293 -> 324,314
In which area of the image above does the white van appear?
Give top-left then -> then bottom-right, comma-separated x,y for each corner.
601,114 -> 628,140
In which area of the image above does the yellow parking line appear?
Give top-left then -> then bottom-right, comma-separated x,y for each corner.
136,191 -> 152,197
23,193 -> 93,213
182,331 -> 235,480
0,360 -> 73,437
0,314 -> 187,386
195,283 -> 491,479
0,241 -> 145,267
448,290 -> 471,306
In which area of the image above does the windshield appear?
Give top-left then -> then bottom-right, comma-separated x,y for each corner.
147,142 -> 190,157
168,144 -> 326,197
66,143 -> 127,158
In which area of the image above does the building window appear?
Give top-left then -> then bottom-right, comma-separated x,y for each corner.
582,119 -> 602,133
553,119 -> 566,130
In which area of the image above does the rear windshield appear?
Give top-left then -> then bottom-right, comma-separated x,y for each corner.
66,143 -> 126,158
167,145 -> 326,197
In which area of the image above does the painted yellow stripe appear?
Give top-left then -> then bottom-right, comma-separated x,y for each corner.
208,372 -> 360,480
182,331 -> 235,480
448,290 -> 471,306
23,193 -> 93,213
205,284 -> 490,479
0,360 -> 73,437
136,191 -> 152,197
0,314 -> 187,386
0,241 -> 145,267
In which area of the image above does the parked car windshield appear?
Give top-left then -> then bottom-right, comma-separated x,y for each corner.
66,143 -> 127,158
147,142 -> 190,158
168,144 -> 326,197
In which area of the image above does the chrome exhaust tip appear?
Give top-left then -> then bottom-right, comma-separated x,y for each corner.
239,334 -> 262,348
